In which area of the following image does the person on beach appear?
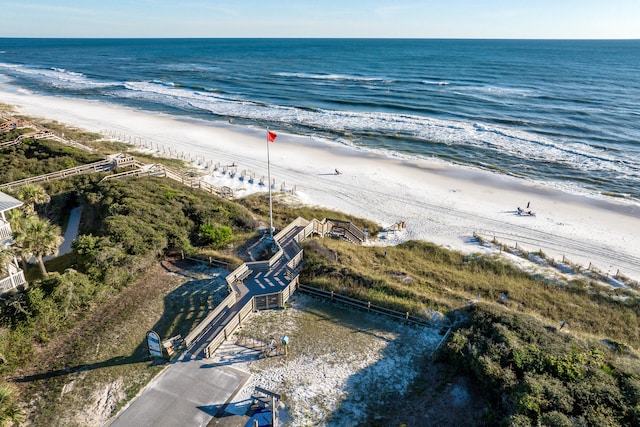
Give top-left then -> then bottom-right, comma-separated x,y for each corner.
335,168 -> 341,175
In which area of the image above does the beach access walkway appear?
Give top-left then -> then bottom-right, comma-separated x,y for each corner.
184,221 -> 306,359
0,152 -> 235,198
108,217 -> 364,427
182,217 -> 365,360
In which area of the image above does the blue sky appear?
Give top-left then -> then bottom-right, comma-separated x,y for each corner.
1,0 -> 639,39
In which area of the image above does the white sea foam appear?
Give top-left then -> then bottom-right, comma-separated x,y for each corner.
9,65 -> 629,196
422,80 -> 450,86
112,80 -> 639,188
0,63 -> 118,90
160,63 -> 219,73
274,71 -> 392,83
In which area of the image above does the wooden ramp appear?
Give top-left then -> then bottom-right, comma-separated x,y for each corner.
101,162 -> 234,198
0,119 -> 32,132
0,131 -> 56,149
0,154 -> 135,190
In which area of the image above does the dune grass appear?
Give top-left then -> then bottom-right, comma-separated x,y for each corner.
2,114 -> 639,425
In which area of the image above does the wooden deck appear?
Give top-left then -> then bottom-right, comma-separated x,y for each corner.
182,217 -> 371,360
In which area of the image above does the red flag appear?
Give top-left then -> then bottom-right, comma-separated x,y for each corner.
267,130 -> 277,142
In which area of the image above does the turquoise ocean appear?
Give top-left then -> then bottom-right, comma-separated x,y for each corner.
0,38 -> 639,202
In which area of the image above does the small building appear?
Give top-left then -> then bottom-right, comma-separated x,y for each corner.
0,191 -> 27,294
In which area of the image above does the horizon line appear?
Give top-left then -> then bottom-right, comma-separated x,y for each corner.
1,36 -> 639,41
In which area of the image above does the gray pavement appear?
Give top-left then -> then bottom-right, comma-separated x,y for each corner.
58,206 -> 82,256
105,357 -> 249,427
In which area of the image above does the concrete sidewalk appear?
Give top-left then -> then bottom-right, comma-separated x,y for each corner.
105,357 -> 250,427
58,206 -> 82,256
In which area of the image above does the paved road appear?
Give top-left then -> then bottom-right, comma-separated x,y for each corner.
105,357 -> 249,427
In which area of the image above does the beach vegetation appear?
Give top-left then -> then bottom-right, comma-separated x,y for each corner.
238,193 -> 381,237
1,119 -> 639,425
0,382 -> 24,427
432,304 -> 640,426
299,234 -> 640,425
198,223 -> 233,248
0,134 -> 103,185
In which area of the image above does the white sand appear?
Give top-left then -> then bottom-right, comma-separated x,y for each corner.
208,294 -> 443,427
2,88 -> 640,281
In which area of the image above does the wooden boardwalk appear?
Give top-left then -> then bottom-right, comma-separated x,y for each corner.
182,217 -> 372,360
0,153 -> 234,198
184,220 -> 307,359
0,154 -> 135,190
0,131 -> 56,149
1,116 -> 232,197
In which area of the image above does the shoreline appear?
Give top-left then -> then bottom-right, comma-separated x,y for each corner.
2,88 -> 639,281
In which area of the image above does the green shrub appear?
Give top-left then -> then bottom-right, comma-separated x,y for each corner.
539,411 -> 572,427
199,223 -> 233,248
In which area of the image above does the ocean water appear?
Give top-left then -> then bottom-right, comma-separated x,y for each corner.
1,38 -> 639,202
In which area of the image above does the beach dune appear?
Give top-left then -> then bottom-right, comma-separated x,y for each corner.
2,89 -> 639,282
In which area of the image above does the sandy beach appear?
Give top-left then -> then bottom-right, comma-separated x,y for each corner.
2,88 -> 640,282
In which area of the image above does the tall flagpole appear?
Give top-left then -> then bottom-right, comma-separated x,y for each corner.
267,129 -> 273,237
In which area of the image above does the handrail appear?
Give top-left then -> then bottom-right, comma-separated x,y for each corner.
0,270 -> 26,294
298,285 -> 433,326
184,291 -> 237,349
0,221 -> 12,240
0,157 -> 121,189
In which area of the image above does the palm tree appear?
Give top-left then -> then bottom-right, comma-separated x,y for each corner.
4,209 -> 25,232
13,216 -> 62,276
0,382 -> 24,427
13,184 -> 50,213
8,210 -> 32,272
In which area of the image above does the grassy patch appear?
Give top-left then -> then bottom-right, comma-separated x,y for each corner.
301,238 -> 640,348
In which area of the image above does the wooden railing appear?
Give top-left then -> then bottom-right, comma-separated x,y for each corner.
298,285 -> 433,327
0,270 -> 26,294
103,162 -> 234,199
0,221 -> 12,240
0,156 -> 134,190
203,278 -> 299,358
225,263 -> 251,288
183,291 -> 238,350
323,219 -> 365,244
204,297 -> 254,358
0,117 -> 94,151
